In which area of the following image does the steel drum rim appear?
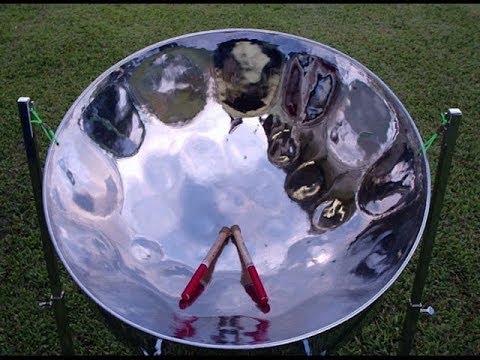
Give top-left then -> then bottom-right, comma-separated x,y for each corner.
42,28 -> 432,350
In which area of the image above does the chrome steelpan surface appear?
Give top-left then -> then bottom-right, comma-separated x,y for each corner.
43,29 -> 430,349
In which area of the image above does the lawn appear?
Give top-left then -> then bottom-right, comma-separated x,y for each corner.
0,3 -> 479,356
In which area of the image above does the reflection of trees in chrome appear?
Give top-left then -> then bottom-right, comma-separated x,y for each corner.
259,111 -> 353,235
264,112 -> 423,280
81,81 -> 145,158
128,46 -> 211,125
358,141 -> 418,217
253,49 -> 423,281
347,201 -> 423,279
282,53 -> 338,126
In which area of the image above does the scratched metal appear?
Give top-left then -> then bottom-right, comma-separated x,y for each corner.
43,29 -> 431,349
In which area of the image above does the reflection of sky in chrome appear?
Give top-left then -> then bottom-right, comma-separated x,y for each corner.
117,96 -> 312,276
46,83 -> 392,319
50,125 -> 123,219
104,90 -> 382,317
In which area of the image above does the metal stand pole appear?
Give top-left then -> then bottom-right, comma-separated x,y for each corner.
398,108 -> 462,355
17,97 -> 75,355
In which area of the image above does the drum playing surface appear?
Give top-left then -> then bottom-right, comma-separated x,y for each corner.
43,29 -> 430,348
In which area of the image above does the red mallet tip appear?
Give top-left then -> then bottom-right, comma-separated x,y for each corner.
247,265 -> 268,305
181,263 -> 208,301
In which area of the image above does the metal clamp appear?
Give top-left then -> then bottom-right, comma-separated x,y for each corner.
141,338 -> 163,356
409,300 -> 435,316
39,290 -> 65,309
153,338 -> 163,356
301,338 -> 329,356
302,339 -> 312,356
420,306 -> 435,316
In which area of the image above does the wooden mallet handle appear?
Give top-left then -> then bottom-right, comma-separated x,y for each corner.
230,225 -> 269,305
181,227 -> 231,301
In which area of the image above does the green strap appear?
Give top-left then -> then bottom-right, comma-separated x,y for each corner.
418,112 -> 448,155
30,106 -> 59,145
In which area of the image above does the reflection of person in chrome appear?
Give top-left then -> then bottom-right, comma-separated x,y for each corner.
172,314 -> 270,345
214,39 -> 283,118
245,318 -> 269,345
231,41 -> 270,84
211,316 -> 270,345
172,313 -> 199,339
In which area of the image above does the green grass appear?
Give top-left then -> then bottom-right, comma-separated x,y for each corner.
0,3 -> 479,355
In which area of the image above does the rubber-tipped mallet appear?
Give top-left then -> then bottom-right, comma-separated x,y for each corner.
230,225 -> 269,305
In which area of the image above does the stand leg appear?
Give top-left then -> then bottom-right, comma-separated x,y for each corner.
17,97 -> 75,355
398,108 -> 462,355
302,339 -> 312,356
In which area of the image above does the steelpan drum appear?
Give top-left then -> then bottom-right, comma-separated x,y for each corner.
43,29 -> 430,349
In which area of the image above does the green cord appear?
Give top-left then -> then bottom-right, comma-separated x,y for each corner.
421,133 -> 438,153
417,112 -> 448,155
30,107 -> 59,145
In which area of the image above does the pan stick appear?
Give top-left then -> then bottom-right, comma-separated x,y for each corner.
230,225 -> 269,305
181,226 -> 231,302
